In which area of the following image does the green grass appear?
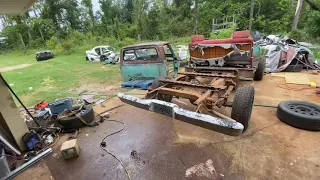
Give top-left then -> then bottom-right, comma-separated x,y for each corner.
314,50 -> 320,60
0,37 -> 192,107
1,53 -> 122,106
0,52 -> 36,68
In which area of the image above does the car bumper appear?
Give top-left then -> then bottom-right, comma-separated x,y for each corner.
86,54 -> 100,61
36,55 -> 54,60
117,93 -> 244,136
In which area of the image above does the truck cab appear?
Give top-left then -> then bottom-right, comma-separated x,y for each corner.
120,42 -> 179,82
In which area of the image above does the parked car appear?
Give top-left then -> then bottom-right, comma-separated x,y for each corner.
85,46 -> 120,63
36,50 -> 54,61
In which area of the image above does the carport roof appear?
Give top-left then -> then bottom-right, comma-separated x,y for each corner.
0,0 -> 37,15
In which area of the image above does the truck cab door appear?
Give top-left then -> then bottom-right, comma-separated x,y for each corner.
163,44 -> 179,77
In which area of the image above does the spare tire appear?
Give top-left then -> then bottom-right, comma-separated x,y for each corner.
277,101 -> 320,131
231,86 -> 255,131
254,56 -> 266,81
58,105 -> 95,129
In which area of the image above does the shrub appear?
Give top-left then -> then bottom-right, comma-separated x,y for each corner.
115,37 -> 136,48
210,24 -> 236,39
288,29 -> 305,41
60,40 -> 75,55
28,38 -> 45,49
54,40 -> 75,55
46,36 -> 58,49
68,30 -> 86,46
305,11 -> 320,39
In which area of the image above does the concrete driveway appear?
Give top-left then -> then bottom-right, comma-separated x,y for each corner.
15,73 -> 320,180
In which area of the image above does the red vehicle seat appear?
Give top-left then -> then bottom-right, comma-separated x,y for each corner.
189,38 -> 253,46
189,31 -> 254,66
232,30 -> 250,39
190,30 -> 253,46
191,35 -> 205,42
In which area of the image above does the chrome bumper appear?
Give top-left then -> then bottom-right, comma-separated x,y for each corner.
117,93 -> 244,136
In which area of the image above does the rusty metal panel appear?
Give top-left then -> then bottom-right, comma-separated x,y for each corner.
159,79 -> 227,90
190,44 -> 252,59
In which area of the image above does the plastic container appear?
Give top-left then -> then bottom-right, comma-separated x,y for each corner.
49,98 -> 73,115
0,148 -> 10,178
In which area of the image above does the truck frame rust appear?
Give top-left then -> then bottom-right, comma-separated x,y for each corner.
118,33 -> 264,136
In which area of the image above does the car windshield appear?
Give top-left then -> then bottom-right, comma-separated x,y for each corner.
123,48 -> 158,61
101,47 -> 111,54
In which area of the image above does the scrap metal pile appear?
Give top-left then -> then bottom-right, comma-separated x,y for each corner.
253,33 -> 319,73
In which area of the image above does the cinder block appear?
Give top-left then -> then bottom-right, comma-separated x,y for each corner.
60,139 -> 80,160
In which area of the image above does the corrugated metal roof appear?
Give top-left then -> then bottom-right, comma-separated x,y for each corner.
0,0 -> 37,15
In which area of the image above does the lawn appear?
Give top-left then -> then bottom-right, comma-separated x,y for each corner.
0,53 -> 123,106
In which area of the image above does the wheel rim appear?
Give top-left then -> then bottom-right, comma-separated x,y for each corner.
286,103 -> 320,116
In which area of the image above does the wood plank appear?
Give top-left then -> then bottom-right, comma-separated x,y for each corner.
271,72 -> 286,77
285,73 -> 311,85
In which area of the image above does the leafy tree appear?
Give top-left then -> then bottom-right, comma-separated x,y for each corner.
82,0 -> 95,28
1,0 -> 320,52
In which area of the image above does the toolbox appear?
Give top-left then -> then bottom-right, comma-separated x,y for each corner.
49,98 -> 73,114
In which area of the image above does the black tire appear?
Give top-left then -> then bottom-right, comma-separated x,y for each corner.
284,64 -> 303,72
277,101 -> 320,131
150,77 -> 173,102
100,55 -> 107,62
254,56 -> 266,81
231,86 -> 255,131
58,105 -> 95,129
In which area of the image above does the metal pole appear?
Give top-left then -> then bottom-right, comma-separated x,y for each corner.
249,0 -> 255,32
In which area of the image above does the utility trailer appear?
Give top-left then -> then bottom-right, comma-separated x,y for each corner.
118,31 -> 265,136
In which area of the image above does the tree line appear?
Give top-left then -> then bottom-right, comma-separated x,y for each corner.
0,0 -> 319,53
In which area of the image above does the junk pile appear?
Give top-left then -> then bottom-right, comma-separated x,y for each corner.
177,45 -> 189,67
254,34 -> 319,73
21,98 -> 99,131
0,96 -> 111,179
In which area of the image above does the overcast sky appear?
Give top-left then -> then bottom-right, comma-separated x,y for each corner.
0,1 -> 101,32
92,0 -> 101,12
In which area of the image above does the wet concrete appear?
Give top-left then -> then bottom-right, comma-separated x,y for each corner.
16,73 -> 320,180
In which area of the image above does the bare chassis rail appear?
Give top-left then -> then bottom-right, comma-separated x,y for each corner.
118,69 -> 248,136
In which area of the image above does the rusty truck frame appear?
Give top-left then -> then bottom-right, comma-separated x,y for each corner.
118,31 -> 265,136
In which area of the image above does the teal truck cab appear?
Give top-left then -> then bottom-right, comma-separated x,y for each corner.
120,42 -> 179,81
